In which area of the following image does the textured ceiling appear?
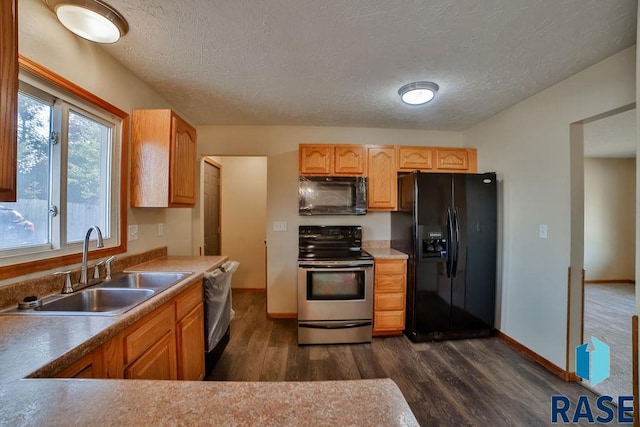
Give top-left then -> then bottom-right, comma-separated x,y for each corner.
584,109 -> 637,158
98,0 -> 637,130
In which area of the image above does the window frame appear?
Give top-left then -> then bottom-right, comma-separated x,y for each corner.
0,56 -> 128,280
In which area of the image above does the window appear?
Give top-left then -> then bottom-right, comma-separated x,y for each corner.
0,58 -> 127,274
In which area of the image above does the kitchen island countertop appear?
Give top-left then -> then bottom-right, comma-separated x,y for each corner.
1,378 -> 418,426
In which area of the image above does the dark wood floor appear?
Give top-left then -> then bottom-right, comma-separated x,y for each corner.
208,291 -> 613,426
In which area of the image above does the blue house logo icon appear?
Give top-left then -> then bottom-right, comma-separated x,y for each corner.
576,337 -> 610,386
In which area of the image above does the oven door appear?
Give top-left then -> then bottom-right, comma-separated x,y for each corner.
297,262 -> 373,322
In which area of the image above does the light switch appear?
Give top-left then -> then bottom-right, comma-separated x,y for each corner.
128,224 -> 139,241
539,224 -> 548,239
158,223 -> 164,236
273,221 -> 288,232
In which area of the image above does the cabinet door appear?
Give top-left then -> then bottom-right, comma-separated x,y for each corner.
125,330 -> 177,380
169,114 -> 197,205
367,147 -> 397,210
435,148 -> 477,172
123,304 -> 175,365
397,147 -> 434,171
54,348 -> 104,379
177,304 -> 206,380
299,145 -> 332,175
334,145 -> 365,175
0,0 -> 18,202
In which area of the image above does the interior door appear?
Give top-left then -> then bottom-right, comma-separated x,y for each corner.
203,161 -> 221,256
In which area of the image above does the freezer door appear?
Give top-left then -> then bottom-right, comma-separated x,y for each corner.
411,173 -> 454,337
451,173 -> 497,331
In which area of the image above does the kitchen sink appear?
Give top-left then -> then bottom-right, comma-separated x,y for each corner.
101,271 -> 191,291
35,288 -> 155,315
0,271 -> 193,316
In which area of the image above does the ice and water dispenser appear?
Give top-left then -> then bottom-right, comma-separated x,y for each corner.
419,226 -> 448,260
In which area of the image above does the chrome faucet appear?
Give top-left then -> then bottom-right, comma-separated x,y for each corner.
79,226 -> 104,286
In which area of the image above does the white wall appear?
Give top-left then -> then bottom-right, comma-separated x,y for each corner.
463,47 -> 636,368
11,0 -> 190,286
194,126 -> 464,314
584,158 -> 636,281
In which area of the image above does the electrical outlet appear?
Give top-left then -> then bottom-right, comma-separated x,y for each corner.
128,224 -> 139,241
539,224 -> 548,239
273,221 -> 288,232
158,223 -> 164,236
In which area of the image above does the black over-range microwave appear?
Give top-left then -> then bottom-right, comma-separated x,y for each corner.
298,176 -> 367,215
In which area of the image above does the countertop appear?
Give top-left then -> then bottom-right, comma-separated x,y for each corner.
0,256 -> 227,382
366,248 -> 409,259
0,255 -> 419,426
1,378 -> 417,426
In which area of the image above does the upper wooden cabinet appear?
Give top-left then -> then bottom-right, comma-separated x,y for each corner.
398,146 -> 477,173
299,144 -> 366,176
0,0 -> 18,202
435,148 -> 477,172
397,146 -> 434,171
367,146 -> 396,210
131,109 -> 197,207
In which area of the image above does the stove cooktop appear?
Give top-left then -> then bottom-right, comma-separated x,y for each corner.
297,249 -> 374,261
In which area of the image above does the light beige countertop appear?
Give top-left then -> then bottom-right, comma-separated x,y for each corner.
366,248 -> 409,259
0,255 -> 419,426
0,256 -> 227,381
1,378 -> 418,426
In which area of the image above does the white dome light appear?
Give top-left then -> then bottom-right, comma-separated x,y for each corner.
47,0 -> 128,44
398,81 -> 439,105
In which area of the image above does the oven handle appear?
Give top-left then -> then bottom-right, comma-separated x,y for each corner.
298,265 -> 372,270
298,321 -> 373,330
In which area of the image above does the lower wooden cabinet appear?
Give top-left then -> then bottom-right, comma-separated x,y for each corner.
177,304 -> 206,380
53,280 -> 205,381
54,347 -> 103,379
373,258 -> 407,336
125,330 -> 177,380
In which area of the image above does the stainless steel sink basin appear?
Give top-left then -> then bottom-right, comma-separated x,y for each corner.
0,271 -> 193,316
35,288 -> 154,315
100,272 -> 190,290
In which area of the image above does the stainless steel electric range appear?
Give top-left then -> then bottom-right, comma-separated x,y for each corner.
297,225 -> 374,345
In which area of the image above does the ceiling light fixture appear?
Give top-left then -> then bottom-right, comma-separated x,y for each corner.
398,81 -> 439,105
46,0 -> 129,44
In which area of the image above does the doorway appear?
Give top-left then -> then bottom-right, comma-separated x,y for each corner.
582,108 -> 636,399
202,156 -> 267,290
568,103 -> 636,400
203,159 -> 221,256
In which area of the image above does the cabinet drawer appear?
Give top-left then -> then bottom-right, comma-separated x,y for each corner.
124,303 -> 175,365
375,260 -> 406,275
375,274 -> 405,292
176,282 -> 202,321
375,292 -> 405,311
374,311 -> 405,331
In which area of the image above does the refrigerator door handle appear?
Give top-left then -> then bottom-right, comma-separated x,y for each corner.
446,208 -> 454,278
452,206 -> 460,277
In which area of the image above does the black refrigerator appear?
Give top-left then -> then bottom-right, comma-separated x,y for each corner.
391,171 -> 497,342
